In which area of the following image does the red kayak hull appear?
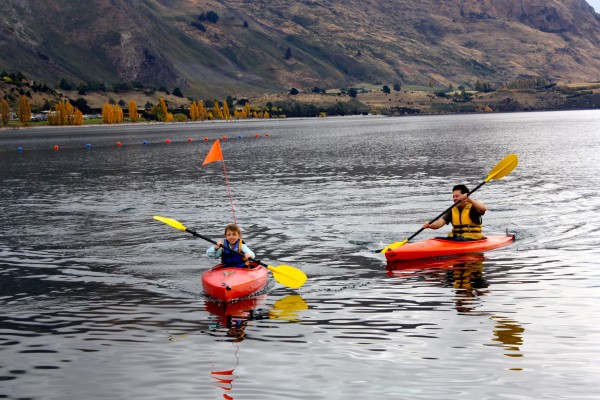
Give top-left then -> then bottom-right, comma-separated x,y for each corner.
202,263 -> 268,302
384,235 -> 515,261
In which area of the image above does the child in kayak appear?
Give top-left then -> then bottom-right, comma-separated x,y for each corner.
206,224 -> 255,267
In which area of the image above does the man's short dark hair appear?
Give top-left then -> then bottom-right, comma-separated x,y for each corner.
453,184 -> 469,194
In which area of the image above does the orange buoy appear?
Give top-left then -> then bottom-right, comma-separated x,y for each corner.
53,145 -> 59,151
116,141 -> 122,147
222,135 -> 227,140
265,133 -> 269,137
204,137 -> 209,141
255,134 -> 259,138
166,139 -> 171,144
187,137 -> 192,142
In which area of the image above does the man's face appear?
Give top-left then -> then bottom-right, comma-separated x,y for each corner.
453,189 -> 466,204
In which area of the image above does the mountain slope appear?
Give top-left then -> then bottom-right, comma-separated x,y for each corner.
1,0 -> 599,98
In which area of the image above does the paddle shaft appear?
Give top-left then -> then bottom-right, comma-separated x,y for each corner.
185,228 -> 269,268
406,180 -> 488,242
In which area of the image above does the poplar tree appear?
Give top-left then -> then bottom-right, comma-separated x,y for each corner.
198,101 -> 206,121
73,109 -> 83,125
159,98 -> 169,122
17,96 -> 31,126
129,100 -> 138,122
189,101 -> 198,121
222,101 -> 231,120
102,102 -> 124,124
1,98 -> 9,126
213,100 -> 223,119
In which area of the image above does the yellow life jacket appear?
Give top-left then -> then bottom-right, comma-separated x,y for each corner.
448,203 -> 484,240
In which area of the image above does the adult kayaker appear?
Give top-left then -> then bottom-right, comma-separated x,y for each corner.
206,224 -> 255,267
422,184 -> 487,240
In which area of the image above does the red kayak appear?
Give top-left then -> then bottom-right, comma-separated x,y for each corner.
202,262 -> 268,302
384,234 -> 515,262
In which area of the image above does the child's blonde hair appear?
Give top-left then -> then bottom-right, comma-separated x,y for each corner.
224,224 -> 242,236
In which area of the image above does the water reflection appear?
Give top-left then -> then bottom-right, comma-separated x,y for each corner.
204,294 -> 308,399
387,254 -> 488,313
489,316 -> 524,360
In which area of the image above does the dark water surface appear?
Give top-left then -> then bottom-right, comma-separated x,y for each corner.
1,112 -> 599,399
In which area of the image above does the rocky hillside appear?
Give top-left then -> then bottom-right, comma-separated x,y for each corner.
1,0 -> 600,98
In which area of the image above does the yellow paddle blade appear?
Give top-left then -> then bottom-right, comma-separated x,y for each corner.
269,295 -> 308,322
485,154 -> 518,182
153,215 -> 187,231
379,239 -> 408,253
267,265 -> 307,289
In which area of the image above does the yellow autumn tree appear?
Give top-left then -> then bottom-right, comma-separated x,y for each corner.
244,102 -> 251,119
222,101 -> 231,120
73,108 -> 83,125
47,100 -> 83,126
129,100 -> 139,122
57,100 -> 67,125
17,96 -> 31,126
64,101 -> 75,125
189,101 -> 198,121
102,102 -> 112,124
102,102 -> 124,124
198,101 -> 206,121
151,98 -> 170,122
1,98 -> 9,126
213,100 -> 223,119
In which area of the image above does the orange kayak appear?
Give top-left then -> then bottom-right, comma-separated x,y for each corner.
202,262 -> 268,302
384,235 -> 515,261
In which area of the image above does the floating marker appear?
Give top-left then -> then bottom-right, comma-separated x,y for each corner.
117,141 -> 122,147
17,147 -> 23,152
204,137 -> 209,141
222,135 -> 227,140
237,135 -> 242,139
166,139 -> 171,144
143,140 -> 148,145
86,143 -> 91,149
187,137 -> 192,142
255,134 -> 259,138
54,145 -> 59,151
265,133 -> 269,137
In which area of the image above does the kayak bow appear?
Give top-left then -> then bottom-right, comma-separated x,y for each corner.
202,262 -> 269,302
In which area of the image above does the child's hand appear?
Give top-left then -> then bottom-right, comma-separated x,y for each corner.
215,241 -> 223,250
244,252 -> 253,259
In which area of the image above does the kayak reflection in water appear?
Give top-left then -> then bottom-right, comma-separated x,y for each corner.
206,294 -> 309,342
422,184 -> 487,241
208,294 -> 308,399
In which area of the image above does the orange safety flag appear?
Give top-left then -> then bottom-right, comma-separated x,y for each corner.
202,139 -> 224,166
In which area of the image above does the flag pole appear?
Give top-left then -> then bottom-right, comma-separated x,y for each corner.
221,160 -> 237,224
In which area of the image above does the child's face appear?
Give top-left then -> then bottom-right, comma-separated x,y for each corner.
225,229 -> 240,245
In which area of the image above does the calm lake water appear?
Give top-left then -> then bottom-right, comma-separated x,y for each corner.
1,111 -> 600,399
